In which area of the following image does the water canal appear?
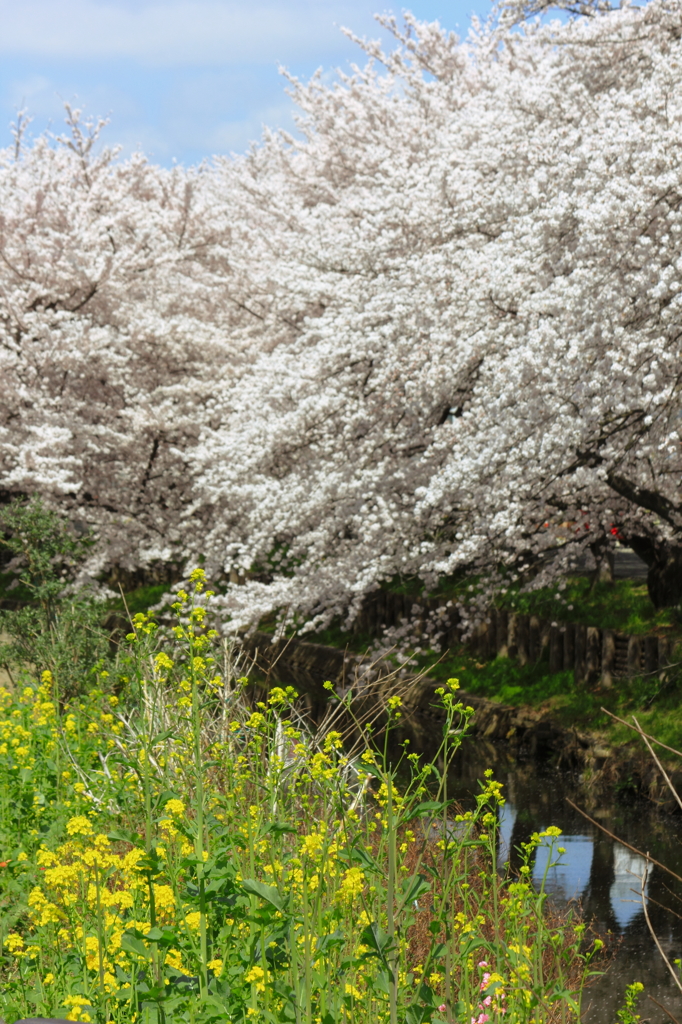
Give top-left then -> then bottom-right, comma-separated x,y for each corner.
260,656 -> 682,1022
444,738 -> 682,1023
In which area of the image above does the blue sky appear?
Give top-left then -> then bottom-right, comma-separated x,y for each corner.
0,0 -> 491,165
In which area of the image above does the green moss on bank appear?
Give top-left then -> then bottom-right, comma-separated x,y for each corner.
498,576 -> 677,636
409,645 -> 682,743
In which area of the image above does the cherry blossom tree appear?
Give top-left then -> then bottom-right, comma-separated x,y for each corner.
4,0 -> 682,633
0,107 -> 277,578
197,0 -> 682,630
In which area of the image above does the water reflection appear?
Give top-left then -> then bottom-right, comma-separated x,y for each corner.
438,738 -> 682,1024
502,815 -> 653,930
532,833 -> 593,905
266,659 -> 682,1019
609,848 -> 651,931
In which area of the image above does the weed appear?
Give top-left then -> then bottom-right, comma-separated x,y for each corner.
0,573 -> 600,1024
0,497 -> 111,701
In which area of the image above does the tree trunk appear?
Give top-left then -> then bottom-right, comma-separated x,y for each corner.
627,536 -> 682,609
589,541 -> 614,589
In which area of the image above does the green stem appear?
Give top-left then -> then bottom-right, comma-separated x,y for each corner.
191,652 -> 208,997
386,773 -> 398,1024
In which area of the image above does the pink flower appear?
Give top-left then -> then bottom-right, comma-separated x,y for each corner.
483,996 -> 492,1006
438,1005 -> 447,1013
478,961 -> 489,968
480,972 -> 491,990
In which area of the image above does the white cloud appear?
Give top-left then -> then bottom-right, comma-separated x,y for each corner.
0,0 -> 377,66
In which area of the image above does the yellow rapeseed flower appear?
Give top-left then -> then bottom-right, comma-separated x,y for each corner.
245,964 -> 266,992
337,867 -> 365,905
4,932 -> 25,953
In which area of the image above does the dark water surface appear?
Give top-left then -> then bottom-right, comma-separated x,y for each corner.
267,646 -> 682,1021
443,738 -> 682,1023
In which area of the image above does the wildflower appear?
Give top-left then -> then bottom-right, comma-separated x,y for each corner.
323,730 -> 343,752
28,887 -> 63,925
337,866 -> 364,904
63,995 -> 93,1022
301,832 -> 325,858
165,798 -> 185,817
268,685 -> 298,704
245,964 -> 266,992
154,884 -> 176,913
344,983 -> 362,999
189,567 -> 206,590
208,957 -> 224,974
165,949 -> 184,971
4,932 -> 25,953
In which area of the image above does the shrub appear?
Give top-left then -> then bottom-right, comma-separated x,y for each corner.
0,496 -> 111,701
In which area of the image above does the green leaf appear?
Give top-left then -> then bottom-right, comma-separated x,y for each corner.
241,878 -> 284,911
144,926 -> 178,946
155,788 -> 182,807
315,930 -> 345,955
416,983 -> 436,1005
405,1006 -> 433,1024
360,922 -> 393,963
121,933 -> 152,960
262,821 -> 298,838
107,828 -> 141,845
370,969 -> 392,996
151,730 -> 176,744
400,800 -> 447,824
340,843 -> 379,871
199,993 -> 231,1012
400,873 -> 431,906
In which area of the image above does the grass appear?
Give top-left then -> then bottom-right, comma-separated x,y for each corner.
305,613 -> 682,752
0,573 -> 604,1024
410,647 -> 682,748
497,577 -> 678,636
290,565 -> 682,752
